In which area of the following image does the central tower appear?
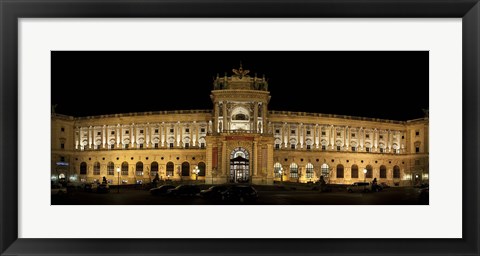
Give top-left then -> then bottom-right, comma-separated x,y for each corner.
205,64 -> 274,185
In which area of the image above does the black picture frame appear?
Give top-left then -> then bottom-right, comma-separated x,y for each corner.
1,0 -> 479,255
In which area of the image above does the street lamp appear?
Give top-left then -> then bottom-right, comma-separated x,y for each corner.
363,168 -> 367,182
116,167 -> 120,193
193,166 -> 200,181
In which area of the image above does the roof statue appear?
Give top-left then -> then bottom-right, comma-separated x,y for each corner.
232,62 -> 250,79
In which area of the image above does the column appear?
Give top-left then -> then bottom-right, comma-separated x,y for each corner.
131,124 -> 135,147
253,141 -> 258,176
253,102 -> 258,132
283,123 -> 288,148
192,121 -> 197,147
102,125 -> 106,148
374,128 -> 378,151
315,124 -> 319,149
161,122 -> 165,147
330,125 -> 334,149
146,123 -> 150,148
344,126 -> 348,151
88,126 -> 92,149
222,141 -> 227,177
299,123 -> 303,149
116,124 -> 120,147
333,126 -> 336,150
214,103 -> 219,133
176,122 -> 181,147
75,127 -> 79,150
222,102 -> 228,132
262,103 -> 267,134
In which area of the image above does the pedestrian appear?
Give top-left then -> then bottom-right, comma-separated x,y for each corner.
372,177 -> 378,191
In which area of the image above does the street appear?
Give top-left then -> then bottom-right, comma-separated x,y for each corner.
52,186 -> 428,205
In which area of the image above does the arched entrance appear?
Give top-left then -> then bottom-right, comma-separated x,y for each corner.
230,147 -> 250,183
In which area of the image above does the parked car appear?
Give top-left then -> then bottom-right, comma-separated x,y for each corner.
379,182 -> 390,189
220,185 -> 258,203
167,185 -> 201,196
97,184 -> 110,193
150,185 -> 176,196
51,183 -> 67,195
84,183 -> 99,192
347,182 -> 371,193
200,185 -> 229,200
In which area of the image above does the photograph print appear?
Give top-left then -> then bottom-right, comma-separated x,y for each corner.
51,51 -> 429,205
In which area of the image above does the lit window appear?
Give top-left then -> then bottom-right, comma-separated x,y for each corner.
306,163 -> 314,178
290,163 -> 298,178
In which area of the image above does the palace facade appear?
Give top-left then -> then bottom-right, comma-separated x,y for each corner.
51,65 -> 429,186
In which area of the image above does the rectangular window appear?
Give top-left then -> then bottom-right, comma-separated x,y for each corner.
125,130 -> 129,134
291,144 -> 296,149
336,132 -> 341,136
306,145 -> 311,150
155,129 -> 159,133
185,143 -> 190,149
139,144 -> 144,149
291,130 -> 295,134
337,146 -> 341,151
351,147 -> 356,152
170,129 -> 174,133
97,132 -> 101,136
366,147 -> 370,152
351,133 -> 355,138
111,131 -> 115,135
60,156 -> 65,162
200,143 -> 205,149
401,135 -> 404,139
140,130 -> 144,134
415,130 -> 420,136
379,135 -> 383,139
380,148 -> 384,153
125,144 -> 129,149
169,143 -> 174,148
154,143 -> 159,149
321,131 -> 326,136
60,143 -> 65,149
416,147 -> 420,153
275,144 -> 280,149
366,134 -> 370,139
321,145 -> 326,151
61,127 -> 65,132
96,145 -> 100,150
201,128 -> 206,133
185,128 -> 190,133
275,129 -> 280,134
306,130 -> 311,135
110,144 -> 114,149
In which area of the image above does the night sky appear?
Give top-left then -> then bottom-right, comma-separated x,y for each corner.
51,51 -> 428,121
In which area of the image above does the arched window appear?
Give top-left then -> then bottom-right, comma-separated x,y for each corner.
93,162 -> 100,175
181,162 -> 190,176
393,165 -> 401,179
336,164 -> 344,178
274,162 -> 282,178
306,163 -> 314,178
136,162 -> 143,176
107,162 -> 114,176
321,163 -> 330,178
80,162 -> 87,175
351,164 -> 359,178
151,162 -> 159,177
198,162 -> 206,176
290,163 -> 298,178
366,165 -> 373,178
166,162 -> 174,177
121,162 -> 129,176
380,165 -> 387,178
